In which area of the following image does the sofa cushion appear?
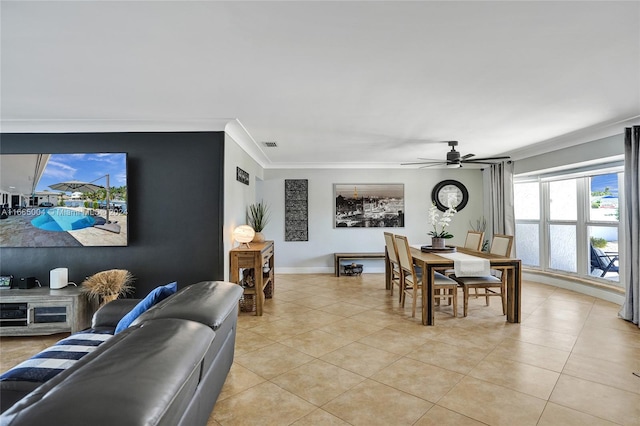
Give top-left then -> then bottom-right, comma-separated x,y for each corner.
132,281 -> 243,330
114,282 -> 177,333
91,299 -> 141,330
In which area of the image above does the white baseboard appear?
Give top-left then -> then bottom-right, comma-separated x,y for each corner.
276,266 -> 386,274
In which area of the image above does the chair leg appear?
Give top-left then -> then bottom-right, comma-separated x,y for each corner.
411,282 -> 418,318
501,282 -> 507,315
452,287 -> 457,317
463,286 -> 469,317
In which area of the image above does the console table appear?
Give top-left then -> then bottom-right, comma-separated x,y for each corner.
0,287 -> 93,336
229,240 -> 275,316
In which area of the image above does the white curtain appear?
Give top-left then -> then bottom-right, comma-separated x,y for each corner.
619,126 -> 639,327
489,161 -> 516,255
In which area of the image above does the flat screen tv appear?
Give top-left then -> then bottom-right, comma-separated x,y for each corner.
0,153 -> 128,247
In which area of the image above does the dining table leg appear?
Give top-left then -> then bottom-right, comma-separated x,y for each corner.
384,250 -> 391,290
505,262 -> 522,323
421,261 -> 435,326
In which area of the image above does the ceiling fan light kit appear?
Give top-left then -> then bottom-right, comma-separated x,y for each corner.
402,140 -> 510,168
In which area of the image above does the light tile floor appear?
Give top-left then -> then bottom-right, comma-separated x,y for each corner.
1,273 -> 638,425
212,274 -> 640,426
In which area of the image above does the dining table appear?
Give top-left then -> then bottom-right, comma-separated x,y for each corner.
385,245 -> 522,326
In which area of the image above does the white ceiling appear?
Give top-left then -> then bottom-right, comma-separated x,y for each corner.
2,1 -> 639,168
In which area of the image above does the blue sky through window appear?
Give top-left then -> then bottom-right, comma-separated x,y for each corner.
590,173 -> 618,197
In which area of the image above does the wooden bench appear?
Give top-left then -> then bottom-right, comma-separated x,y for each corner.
334,252 -> 386,276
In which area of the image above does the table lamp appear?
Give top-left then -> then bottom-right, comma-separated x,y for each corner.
233,225 -> 255,248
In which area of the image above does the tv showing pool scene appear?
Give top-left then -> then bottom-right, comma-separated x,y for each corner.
0,153 -> 128,247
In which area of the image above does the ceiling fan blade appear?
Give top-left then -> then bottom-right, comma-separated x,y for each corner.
461,153 -> 475,160
464,156 -> 511,162
416,157 -> 443,162
401,161 -> 443,166
460,160 -> 501,165
419,163 -> 448,168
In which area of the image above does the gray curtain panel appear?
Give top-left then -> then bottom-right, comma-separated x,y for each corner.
489,161 -> 515,256
619,126 -> 639,327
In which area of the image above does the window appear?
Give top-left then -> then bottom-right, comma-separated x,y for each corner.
514,182 -> 540,267
514,169 -> 622,285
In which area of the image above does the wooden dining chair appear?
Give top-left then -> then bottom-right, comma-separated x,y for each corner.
462,230 -> 484,298
383,232 -> 402,301
394,234 -> 458,318
450,234 -> 513,317
464,230 -> 484,251
445,230 -> 484,290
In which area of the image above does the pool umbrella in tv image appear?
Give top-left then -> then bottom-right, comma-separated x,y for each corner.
49,175 -> 121,233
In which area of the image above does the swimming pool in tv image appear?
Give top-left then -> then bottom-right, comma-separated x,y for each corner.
31,208 -> 97,231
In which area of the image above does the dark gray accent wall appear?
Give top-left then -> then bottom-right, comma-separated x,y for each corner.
0,132 -> 225,296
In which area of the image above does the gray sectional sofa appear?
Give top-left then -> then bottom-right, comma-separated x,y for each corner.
0,280 -> 243,426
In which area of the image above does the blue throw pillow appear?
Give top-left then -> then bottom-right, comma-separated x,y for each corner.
114,282 -> 178,333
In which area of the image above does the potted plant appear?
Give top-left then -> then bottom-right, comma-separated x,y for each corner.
428,202 -> 456,249
247,200 -> 271,243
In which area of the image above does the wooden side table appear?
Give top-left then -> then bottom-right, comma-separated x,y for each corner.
229,240 -> 275,316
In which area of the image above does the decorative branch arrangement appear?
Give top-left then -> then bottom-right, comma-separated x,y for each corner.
81,269 -> 135,305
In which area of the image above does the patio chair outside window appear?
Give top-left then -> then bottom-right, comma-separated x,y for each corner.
590,245 -> 619,277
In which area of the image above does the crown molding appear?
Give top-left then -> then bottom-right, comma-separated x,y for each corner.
506,116 -> 640,161
0,118 -> 232,133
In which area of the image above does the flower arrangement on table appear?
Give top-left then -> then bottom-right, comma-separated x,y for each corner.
428,195 -> 457,248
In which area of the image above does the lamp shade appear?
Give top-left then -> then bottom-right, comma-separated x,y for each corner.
233,225 -> 255,244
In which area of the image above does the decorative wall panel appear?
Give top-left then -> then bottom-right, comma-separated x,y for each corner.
285,179 -> 308,241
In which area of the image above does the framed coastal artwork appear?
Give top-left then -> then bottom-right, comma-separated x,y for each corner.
334,183 -> 404,228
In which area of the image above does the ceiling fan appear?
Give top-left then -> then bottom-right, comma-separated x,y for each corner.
401,141 -> 510,168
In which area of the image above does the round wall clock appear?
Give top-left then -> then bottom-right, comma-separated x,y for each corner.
431,179 -> 469,212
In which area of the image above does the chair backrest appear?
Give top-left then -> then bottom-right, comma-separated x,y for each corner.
393,234 -> 415,276
464,230 -> 484,251
384,232 -> 399,264
590,245 -> 617,270
590,245 -> 603,269
489,234 -> 513,257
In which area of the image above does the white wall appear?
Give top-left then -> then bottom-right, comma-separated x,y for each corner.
259,168 -> 485,273
223,133 -> 263,280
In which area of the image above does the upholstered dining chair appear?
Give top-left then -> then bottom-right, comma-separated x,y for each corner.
445,230 -> 484,295
450,234 -> 513,317
464,230 -> 484,251
394,234 -> 459,318
462,230 -> 484,298
383,232 -> 402,301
